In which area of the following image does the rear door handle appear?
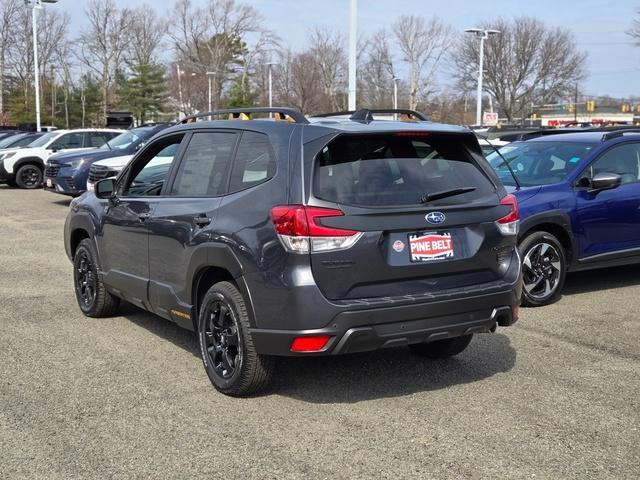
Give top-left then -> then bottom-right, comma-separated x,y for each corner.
138,212 -> 151,222
194,215 -> 212,227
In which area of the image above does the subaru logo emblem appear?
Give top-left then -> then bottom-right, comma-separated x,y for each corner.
425,212 -> 446,224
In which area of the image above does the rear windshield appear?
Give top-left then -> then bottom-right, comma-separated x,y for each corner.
313,133 -> 495,207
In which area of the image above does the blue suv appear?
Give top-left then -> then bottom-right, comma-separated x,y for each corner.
44,124 -> 170,196
486,129 -> 640,306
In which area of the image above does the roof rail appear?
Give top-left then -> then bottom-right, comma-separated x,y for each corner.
601,128 -> 640,142
180,107 -> 309,125
314,109 -> 428,123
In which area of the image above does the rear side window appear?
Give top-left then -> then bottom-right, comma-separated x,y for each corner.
228,131 -> 276,193
313,133 -> 495,206
88,131 -> 115,147
171,132 -> 237,196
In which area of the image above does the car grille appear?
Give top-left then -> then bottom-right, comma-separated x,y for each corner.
45,164 -> 60,177
88,166 -> 119,183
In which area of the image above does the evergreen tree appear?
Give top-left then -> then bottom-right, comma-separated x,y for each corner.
226,75 -> 257,108
119,62 -> 166,124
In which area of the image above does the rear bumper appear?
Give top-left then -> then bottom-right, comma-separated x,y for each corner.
250,286 -> 520,357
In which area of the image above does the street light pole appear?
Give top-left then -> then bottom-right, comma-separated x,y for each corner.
465,28 -> 500,126
268,64 -> 273,109
348,0 -> 357,111
392,77 -> 398,120
264,62 -> 277,117
27,0 -> 58,132
206,71 -> 216,112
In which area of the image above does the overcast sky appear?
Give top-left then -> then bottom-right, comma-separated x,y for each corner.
62,0 -> 640,98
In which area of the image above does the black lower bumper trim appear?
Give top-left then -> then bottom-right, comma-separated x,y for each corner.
250,287 -> 518,357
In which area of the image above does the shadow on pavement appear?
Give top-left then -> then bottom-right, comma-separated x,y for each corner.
563,264 -> 640,296
50,197 -> 72,207
272,333 -> 515,403
121,301 -> 516,403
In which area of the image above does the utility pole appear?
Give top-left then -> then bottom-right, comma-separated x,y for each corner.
465,28 -> 500,126
348,0 -> 357,111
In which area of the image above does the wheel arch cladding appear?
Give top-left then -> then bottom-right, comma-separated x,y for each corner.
192,266 -> 235,320
70,228 -> 91,257
520,222 -> 574,263
14,156 -> 45,172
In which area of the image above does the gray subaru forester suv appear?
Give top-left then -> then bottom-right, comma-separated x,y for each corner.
65,108 -> 522,396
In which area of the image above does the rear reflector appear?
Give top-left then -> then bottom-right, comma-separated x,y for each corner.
496,194 -> 519,235
270,205 -> 362,254
290,335 -> 332,352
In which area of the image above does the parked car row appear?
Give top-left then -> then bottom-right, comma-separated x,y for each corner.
0,128 -> 122,188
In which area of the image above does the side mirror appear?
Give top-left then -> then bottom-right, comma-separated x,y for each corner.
49,144 -> 60,153
588,172 -> 622,193
95,178 -> 116,199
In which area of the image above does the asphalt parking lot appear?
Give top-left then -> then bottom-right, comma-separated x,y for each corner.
0,186 -> 638,479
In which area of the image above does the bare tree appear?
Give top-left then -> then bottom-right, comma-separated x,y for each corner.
359,29 -> 398,109
273,49 -> 322,114
0,0 -> 19,116
308,27 -> 347,111
126,5 -> 168,67
392,15 -> 452,110
5,6 -> 33,114
628,9 -> 640,43
454,17 -> 587,122
78,0 -> 133,121
169,0 -> 276,112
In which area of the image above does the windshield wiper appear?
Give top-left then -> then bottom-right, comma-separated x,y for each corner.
421,187 -> 476,203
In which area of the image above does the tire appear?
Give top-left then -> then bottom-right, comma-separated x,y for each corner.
73,238 -> 120,317
519,231 -> 567,307
410,334 -> 473,358
198,281 -> 274,397
15,163 -> 43,189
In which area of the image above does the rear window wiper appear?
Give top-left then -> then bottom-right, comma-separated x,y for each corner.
421,187 -> 476,203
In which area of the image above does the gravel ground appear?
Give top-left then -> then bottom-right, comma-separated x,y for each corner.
1,186 -> 638,479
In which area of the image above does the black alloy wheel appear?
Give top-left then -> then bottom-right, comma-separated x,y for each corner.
520,232 -> 567,307
202,299 -> 242,380
72,239 -> 120,317
198,281 -> 274,396
75,249 -> 97,310
16,164 -> 43,189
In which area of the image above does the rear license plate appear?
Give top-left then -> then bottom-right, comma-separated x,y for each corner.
46,178 -> 53,188
409,232 -> 454,262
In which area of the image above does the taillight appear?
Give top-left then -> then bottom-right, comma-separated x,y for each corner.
496,194 -> 519,235
270,205 -> 362,253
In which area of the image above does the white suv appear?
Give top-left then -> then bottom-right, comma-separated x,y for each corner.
0,128 -> 121,188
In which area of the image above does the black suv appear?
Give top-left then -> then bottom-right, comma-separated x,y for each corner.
64,108 -> 522,396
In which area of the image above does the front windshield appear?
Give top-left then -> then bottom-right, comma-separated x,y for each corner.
485,141 -> 596,187
0,134 -> 25,149
28,131 -> 59,148
100,128 -> 151,151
